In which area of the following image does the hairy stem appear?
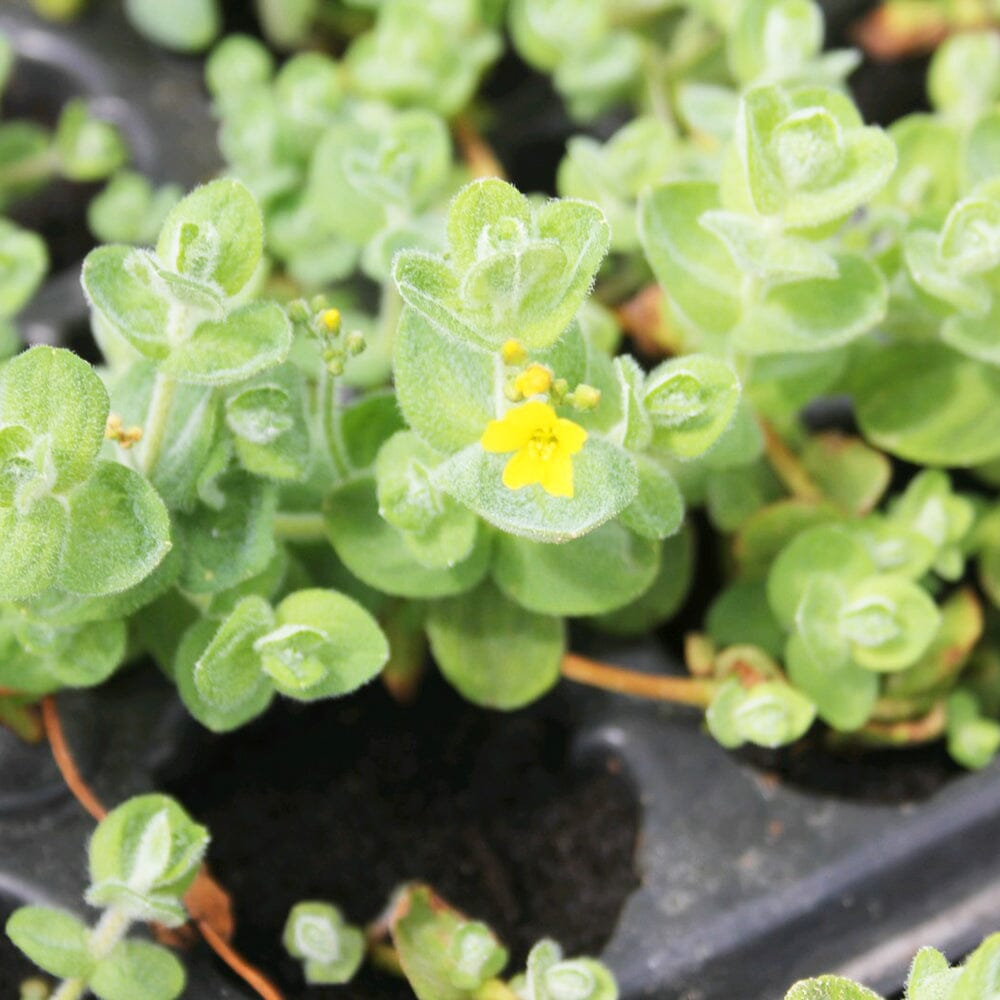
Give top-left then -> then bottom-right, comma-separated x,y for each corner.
561,653 -> 716,708
52,908 -> 133,1000
759,421 -> 824,504
140,373 -> 177,477
272,511 -> 327,543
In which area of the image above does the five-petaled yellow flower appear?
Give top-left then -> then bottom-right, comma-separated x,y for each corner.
480,401 -> 587,498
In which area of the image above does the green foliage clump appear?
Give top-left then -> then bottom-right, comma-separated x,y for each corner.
283,883 -> 618,998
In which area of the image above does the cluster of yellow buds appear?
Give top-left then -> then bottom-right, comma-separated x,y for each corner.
287,296 -> 366,376
500,339 -> 602,412
104,413 -> 143,450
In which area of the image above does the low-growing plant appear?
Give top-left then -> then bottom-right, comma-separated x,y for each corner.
8,0 -> 1000,993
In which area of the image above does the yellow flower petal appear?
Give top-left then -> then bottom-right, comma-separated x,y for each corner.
502,449 -> 542,490
541,451 -> 575,498
554,417 -> 587,454
481,401 -> 556,453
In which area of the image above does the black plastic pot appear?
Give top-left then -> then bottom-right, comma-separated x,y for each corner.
3,3 -> 995,999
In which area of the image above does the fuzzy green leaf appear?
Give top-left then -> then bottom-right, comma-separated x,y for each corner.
493,520 -> 659,616
427,581 -> 565,709
6,906 -> 93,980
283,902 -> 365,986
89,940 -> 186,1000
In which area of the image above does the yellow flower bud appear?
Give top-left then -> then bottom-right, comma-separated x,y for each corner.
514,363 -> 552,398
501,339 -> 527,365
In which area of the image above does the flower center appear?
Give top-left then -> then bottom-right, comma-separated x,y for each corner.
527,430 -> 559,461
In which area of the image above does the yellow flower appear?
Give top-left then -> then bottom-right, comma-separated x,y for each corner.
480,401 -> 587,498
514,363 -> 553,398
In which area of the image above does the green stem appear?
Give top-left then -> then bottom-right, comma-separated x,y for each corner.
52,907 -> 133,1000
140,373 -> 177,477
273,510 -> 327,543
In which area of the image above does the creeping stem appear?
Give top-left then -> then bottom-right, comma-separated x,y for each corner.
561,653 -> 716,709
759,420 -> 824,504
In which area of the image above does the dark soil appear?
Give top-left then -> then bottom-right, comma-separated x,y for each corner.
741,736 -> 960,805
164,674 -> 640,999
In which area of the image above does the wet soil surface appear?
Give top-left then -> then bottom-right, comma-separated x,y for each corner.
165,674 -> 640,999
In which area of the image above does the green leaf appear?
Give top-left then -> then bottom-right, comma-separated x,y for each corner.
0,346 -> 108,491
376,432 -> 479,569
785,634 -> 877,731
441,438 -> 638,544
189,595 -> 274,711
390,884 -> 509,1000
707,580 -> 784,658
394,179 -> 609,351
638,180 -> 742,339
156,178 -> 262,296
947,689 -> 1000,770
88,171 -> 182,246
928,32 -> 1000,118
53,99 -> 126,182
708,676 -> 816,749
644,354 -> 740,458
954,934 -> 1000,999
512,938 -> 618,1000
784,976 -> 883,1000
493,521 -> 659,616
839,575 -> 941,673
89,940 -> 186,1000
0,497 -> 67,601
736,84 -> 896,228
87,794 -> 209,924
125,0 -> 221,52
853,342 -> 1000,466
324,476 -> 491,599
0,219 -> 47,318
62,461 -> 171,597
427,581 -> 565,709
619,455 -> 683,541
767,523 -> 874,629
176,470 -> 278,594
6,906 -> 93,979
733,253 -> 887,355
0,122 -> 52,208
728,0 -> 823,84
257,589 -> 389,700
592,524 -> 694,636
82,246 -> 172,359
205,34 -> 274,100
906,946 -> 955,999
394,307 -> 495,454
283,902 -> 365,986
160,300 -> 292,386
800,434 -> 891,516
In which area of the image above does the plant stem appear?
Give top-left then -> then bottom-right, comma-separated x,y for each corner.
759,420 -> 823,504
368,941 -> 405,977
52,908 -> 133,1000
845,702 -> 949,748
272,511 -> 327,543
140,373 -> 177,478
51,979 -> 86,1000
561,653 -> 716,708
41,696 -> 107,821
453,114 -> 506,179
